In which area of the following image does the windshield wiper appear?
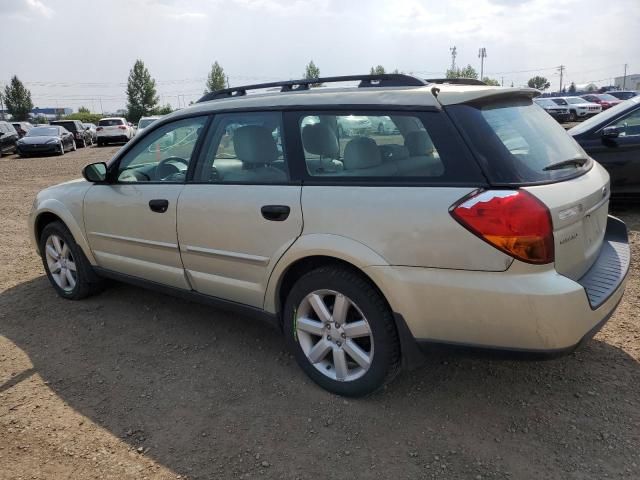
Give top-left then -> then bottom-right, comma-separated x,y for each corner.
543,157 -> 589,171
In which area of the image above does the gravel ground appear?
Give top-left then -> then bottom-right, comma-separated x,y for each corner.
1,146 -> 639,480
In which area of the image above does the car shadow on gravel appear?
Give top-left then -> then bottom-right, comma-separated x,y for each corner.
1,276 -> 639,479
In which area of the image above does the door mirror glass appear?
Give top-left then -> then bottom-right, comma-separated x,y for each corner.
602,126 -> 622,138
83,162 -> 108,183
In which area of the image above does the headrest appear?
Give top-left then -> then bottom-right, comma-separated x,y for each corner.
343,137 -> 382,170
233,125 -> 278,164
302,123 -> 339,159
404,130 -> 435,156
379,144 -> 410,162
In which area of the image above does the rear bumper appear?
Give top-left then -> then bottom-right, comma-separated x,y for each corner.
365,215 -> 629,356
98,135 -> 129,142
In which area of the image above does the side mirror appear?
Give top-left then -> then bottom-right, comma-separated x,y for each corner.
602,126 -> 622,138
82,162 -> 108,183
0,132 -> 4,137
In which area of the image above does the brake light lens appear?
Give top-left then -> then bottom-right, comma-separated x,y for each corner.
118,125 -> 127,130
450,190 -> 554,264
96,127 -> 103,131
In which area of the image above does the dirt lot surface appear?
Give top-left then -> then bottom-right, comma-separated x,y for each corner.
1,146 -> 639,480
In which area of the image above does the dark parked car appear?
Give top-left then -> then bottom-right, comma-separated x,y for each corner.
0,121 -> 19,156
580,93 -> 622,110
11,121 -> 33,138
16,125 -> 76,157
606,91 -> 638,101
50,120 -> 93,147
534,98 -> 571,122
569,96 -> 640,198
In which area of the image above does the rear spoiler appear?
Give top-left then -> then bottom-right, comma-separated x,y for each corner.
435,87 -> 540,106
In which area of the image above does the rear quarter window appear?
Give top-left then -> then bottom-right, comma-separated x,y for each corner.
99,119 -> 125,126
446,97 -> 590,185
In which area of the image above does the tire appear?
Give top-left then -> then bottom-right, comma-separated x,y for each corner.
58,142 -> 65,155
72,140 -> 77,151
39,221 -> 103,300
283,266 -> 401,397
79,138 -> 86,148
569,110 -> 577,122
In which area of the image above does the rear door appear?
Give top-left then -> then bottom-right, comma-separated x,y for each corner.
177,111 -> 303,308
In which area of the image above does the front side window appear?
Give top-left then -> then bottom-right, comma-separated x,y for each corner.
195,112 -> 288,184
115,116 -> 207,183
298,113 -> 445,178
611,108 -> 640,137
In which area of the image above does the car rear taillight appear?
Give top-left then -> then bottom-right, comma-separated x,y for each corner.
118,125 -> 127,130
450,190 -> 554,264
96,127 -> 103,131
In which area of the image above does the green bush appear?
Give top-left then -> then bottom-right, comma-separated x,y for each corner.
61,112 -> 103,124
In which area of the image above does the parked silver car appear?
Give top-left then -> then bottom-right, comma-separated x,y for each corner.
29,74 -> 630,397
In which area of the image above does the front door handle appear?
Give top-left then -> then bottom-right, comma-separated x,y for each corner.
149,199 -> 169,213
261,205 -> 290,221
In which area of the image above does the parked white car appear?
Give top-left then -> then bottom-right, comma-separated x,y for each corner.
96,117 -> 134,146
135,116 -> 161,136
549,97 -> 602,121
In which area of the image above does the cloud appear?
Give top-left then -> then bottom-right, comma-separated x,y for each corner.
165,11 -> 208,20
5,0 -> 54,20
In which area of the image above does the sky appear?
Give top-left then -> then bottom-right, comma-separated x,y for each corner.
1,0 -> 638,113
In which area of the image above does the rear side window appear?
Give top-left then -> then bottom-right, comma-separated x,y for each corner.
99,119 -> 124,126
290,111 -> 484,183
447,98 -> 590,184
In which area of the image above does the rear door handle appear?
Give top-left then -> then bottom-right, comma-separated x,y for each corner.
261,205 -> 290,221
149,199 -> 169,213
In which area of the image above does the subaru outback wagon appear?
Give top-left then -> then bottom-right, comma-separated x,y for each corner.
30,74 -> 630,397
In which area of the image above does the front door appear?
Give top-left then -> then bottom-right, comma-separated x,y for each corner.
585,106 -> 640,195
84,115 -> 209,288
178,111 -> 303,308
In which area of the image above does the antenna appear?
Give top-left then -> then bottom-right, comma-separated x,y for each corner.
478,48 -> 487,80
449,46 -> 457,72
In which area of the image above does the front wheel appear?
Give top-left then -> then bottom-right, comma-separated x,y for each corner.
284,266 -> 400,397
58,142 -> 65,155
569,110 -> 577,122
40,221 -> 103,300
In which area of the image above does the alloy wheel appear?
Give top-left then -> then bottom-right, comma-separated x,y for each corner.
45,234 -> 77,292
295,289 -> 374,382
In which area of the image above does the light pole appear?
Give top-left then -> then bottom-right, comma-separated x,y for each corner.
478,48 -> 487,80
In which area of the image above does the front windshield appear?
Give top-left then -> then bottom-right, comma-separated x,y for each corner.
551,98 -> 568,105
27,127 -> 59,136
535,99 -> 554,107
570,96 -> 640,135
566,97 -> 585,105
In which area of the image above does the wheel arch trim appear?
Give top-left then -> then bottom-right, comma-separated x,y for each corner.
32,200 -> 97,265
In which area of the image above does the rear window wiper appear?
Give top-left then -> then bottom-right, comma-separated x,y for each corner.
543,157 -> 589,171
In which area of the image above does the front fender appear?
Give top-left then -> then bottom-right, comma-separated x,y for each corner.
263,233 -> 390,314
30,198 -> 97,265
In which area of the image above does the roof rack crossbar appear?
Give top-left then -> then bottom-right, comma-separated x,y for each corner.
426,78 -> 487,86
197,74 -> 428,103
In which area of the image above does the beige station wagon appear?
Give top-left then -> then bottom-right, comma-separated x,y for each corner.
29,74 -> 630,396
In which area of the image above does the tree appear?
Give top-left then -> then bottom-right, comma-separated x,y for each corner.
482,77 -> 501,86
370,65 -> 386,75
78,106 -> 91,114
204,61 -> 226,94
446,64 -> 478,79
568,82 -> 576,93
527,76 -> 551,91
126,59 -> 159,123
303,60 -> 322,87
62,112 -> 102,124
3,75 -> 33,121
153,103 -> 173,115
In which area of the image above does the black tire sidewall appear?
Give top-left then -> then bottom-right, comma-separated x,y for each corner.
39,222 -> 92,300
283,267 -> 399,397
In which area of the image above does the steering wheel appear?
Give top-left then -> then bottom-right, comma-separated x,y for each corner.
155,156 -> 189,180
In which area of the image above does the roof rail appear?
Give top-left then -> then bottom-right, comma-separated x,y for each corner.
426,78 -> 487,86
197,74 -> 428,103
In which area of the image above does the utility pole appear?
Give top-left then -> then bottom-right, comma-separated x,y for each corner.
0,93 -> 4,120
99,97 -> 104,115
226,75 -> 230,88
449,46 -> 457,72
557,65 -> 565,93
501,76 -> 504,86
623,63 -> 628,89
478,47 -> 487,80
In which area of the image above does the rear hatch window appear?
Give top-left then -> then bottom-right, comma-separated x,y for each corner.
52,121 -> 77,132
447,98 -> 591,185
99,119 -> 124,126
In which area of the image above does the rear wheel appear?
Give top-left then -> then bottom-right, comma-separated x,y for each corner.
40,221 -> 103,300
284,266 -> 400,397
